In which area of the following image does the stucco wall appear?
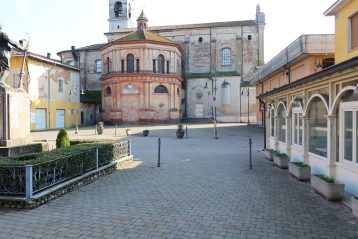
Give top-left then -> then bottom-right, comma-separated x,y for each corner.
334,0 -> 358,63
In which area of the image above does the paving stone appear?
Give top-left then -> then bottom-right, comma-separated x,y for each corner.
0,124 -> 357,238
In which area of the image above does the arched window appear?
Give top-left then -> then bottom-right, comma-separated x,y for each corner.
308,98 -> 328,157
199,37 -> 203,43
154,85 -> 168,93
127,54 -> 134,73
222,48 -> 231,66
157,54 -> 165,73
105,87 -> 112,96
114,1 -> 122,17
277,104 -> 286,143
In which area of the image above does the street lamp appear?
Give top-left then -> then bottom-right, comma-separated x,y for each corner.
212,75 -> 218,139
241,87 -> 250,125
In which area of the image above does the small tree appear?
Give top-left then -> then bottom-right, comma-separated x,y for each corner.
56,128 -> 70,148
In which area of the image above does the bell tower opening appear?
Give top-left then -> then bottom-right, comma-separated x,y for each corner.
109,0 -> 135,31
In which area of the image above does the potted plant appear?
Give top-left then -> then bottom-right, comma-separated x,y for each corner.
176,124 -> 185,139
311,174 -> 345,201
96,121 -> 104,135
262,149 -> 275,161
352,197 -> 358,218
143,129 -> 149,137
126,128 -> 133,136
273,151 -> 289,169
289,161 -> 311,181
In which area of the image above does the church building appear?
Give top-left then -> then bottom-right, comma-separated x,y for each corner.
57,0 -> 265,124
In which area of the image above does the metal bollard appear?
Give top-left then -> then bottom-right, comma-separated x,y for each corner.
157,138 -> 161,167
249,138 -> 252,169
186,126 -> 188,138
115,124 -> 117,136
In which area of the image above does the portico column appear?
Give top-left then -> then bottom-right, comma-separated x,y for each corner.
327,115 -> 337,178
286,116 -> 292,157
302,117 -> 310,164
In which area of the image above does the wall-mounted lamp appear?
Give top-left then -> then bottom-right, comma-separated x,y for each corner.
293,97 -> 303,107
259,102 -> 265,112
354,84 -> 358,95
267,103 -> 275,110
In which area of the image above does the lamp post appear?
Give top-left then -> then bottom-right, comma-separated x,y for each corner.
212,75 -> 218,139
241,87 -> 250,125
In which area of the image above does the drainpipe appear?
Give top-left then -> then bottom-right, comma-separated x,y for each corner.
259,98 -> 266,149
47,63 -> 57,129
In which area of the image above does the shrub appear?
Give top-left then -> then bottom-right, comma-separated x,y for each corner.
292,162 -> 310,168
56,128 -> 70,148
177,124 -> 184,132
275,151 -> 289,158
316,175 -> 335,184
0,141 -> 117,166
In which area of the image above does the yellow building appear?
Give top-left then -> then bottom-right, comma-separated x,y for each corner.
325,0 -> 358,63
8,52 -> 81,131
249,0 -> 358,199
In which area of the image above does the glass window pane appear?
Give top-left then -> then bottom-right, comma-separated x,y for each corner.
344,111 -> 353,161
278,105 -> 286,143
308,99 -> 327,157
292,113 -> 299,144
298,113 -> 303,146
127,54 -> 134,73
356,111 -> 358,163
271,110 -> 275,137
222,48 -> 231,66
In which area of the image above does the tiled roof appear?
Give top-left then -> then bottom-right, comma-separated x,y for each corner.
76,43 -> 107,51
114,30 -> 175,44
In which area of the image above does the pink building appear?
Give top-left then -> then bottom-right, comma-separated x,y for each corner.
100,11 -> 183,123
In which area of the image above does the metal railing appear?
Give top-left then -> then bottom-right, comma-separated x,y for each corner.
0,140 -> 131,199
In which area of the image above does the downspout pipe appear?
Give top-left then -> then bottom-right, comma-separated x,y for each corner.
259,98 -> 266,149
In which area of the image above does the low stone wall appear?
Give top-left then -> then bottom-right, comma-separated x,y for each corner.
0,155 -> 133,209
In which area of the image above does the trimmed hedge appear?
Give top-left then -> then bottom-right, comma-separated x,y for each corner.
0,140 -> 118,166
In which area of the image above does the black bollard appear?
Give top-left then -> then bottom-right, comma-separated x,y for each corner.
249,138 -> 252,169
186,126 -> 188,138
157,138 -> 161,167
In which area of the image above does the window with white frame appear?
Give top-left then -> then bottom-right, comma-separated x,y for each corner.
277,104 -> 286,143
95,60 -> 102,73
292,108 -> 303,146
58,78 -> 64,92
339,92 -> 358,164
270,108 -> 275,137
221,48 -> 231,66
308,98 -> 327,157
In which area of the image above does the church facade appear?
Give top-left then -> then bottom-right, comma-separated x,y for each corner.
57,0 -> 265,124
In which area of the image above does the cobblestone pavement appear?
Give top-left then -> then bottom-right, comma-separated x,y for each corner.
1,124 -> 358,239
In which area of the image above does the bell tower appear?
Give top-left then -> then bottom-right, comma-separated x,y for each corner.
108,0 -> 135,31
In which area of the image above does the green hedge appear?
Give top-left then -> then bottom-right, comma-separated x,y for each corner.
0,140 -> 118,166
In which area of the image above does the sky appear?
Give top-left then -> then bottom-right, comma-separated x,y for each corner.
1,0 -> 337,63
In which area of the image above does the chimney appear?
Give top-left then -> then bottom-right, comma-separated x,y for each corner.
47,53 -> 51,59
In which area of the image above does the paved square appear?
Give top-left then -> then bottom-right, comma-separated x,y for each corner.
0,124 -> 357,238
